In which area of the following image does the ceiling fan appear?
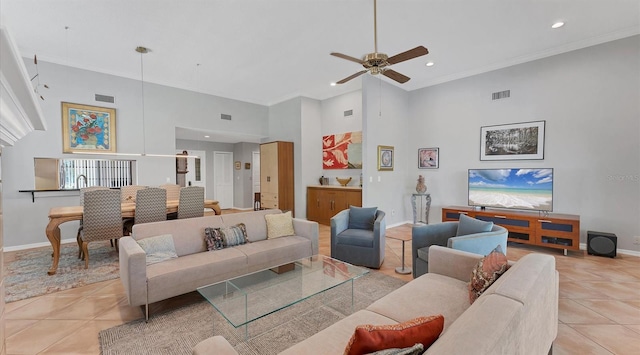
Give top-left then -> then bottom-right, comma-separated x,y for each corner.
331,0 -> 429,84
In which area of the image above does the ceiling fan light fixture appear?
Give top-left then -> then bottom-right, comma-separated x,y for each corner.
330,82 -> 336,86
425,61 -> 435,67
551,21 -> 565,29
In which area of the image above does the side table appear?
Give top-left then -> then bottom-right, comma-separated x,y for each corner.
387,234 -> 412,275
411,193 -> 431,224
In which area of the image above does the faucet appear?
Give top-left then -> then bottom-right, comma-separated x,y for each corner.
76,174 -> 87,188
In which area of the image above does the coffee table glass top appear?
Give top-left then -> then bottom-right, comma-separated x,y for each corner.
197,255 -> 369,328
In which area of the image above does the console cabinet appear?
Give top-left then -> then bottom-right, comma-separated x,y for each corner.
442,206 -> 580,254
307,186 -> 362,225
260,141 -> 294,215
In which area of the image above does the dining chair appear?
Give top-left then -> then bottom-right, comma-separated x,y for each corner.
124,188 -> 167,235
160,184 -> 182,219
79,189 -> 123,268
177,186 -> 205,219
77,186 -> 109,258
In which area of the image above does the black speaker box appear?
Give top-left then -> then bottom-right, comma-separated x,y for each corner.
587,231 -> 617,258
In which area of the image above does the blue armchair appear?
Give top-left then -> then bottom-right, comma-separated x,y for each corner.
412,218 -> 508,278
331,208 -> 386,269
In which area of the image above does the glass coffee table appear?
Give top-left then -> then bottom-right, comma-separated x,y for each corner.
197,255 -> 369,338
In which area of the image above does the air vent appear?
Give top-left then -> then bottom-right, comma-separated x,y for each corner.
221,114 -> 232,120
492,90 -> 510,100
95,94 -> 115,103
344,109 -> 353,117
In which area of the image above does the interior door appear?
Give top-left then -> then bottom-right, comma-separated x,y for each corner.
252,151 -> 260,204
176,150 -> 206,193
213,151 -> 233,209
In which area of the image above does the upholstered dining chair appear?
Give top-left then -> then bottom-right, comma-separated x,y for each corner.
76,186 -> 109,257
79,189 -> 123,268
177,186 -> 205,219
412,214 -> 508,278
159,184 -> 181,201
331,206 -> 386,269
124,187 -> 167,235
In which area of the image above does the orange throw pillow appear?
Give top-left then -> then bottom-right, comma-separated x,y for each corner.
344,315 -> 444,355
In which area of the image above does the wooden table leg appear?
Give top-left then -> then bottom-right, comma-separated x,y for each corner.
45,216 -> 78,275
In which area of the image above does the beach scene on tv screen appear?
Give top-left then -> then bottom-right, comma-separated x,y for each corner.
468,169 -> 553,211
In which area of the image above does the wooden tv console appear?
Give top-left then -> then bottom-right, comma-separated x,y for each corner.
442,206 -> 580,255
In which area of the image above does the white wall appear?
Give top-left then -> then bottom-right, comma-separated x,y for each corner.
408,36 -> 640,251
300,97 -> 323,218
362,75 -> 411,226
1,60 -> 268,248
320,90 -> 363,187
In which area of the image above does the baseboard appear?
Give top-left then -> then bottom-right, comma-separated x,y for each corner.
5,238 -> 77,252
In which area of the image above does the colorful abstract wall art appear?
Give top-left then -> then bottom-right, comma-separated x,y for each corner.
322,131 -> 362,169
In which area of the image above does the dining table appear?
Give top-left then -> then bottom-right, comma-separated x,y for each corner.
45,199 -> 221,275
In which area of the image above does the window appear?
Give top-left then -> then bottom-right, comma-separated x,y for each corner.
60,159 -> 134,188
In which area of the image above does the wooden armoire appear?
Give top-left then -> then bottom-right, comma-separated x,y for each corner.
260,141 -> 294,215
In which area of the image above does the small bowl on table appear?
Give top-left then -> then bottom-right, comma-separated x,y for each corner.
336,177 -> 352,186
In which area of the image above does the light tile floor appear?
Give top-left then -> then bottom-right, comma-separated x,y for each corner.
4,222 -> 640,354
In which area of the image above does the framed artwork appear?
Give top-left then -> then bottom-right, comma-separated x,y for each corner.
480,120 -> 545,161
322,131 -> 362,169
234,161 -> 241,170
377,145 -> 394,171
62,102 -> 116,153
418,147 -> 439,169
245,162 -> 251,169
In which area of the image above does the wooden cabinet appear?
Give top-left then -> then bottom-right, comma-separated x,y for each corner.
442,206 -> 580,254
307,186 -> 362,225
260,141 -> 294,215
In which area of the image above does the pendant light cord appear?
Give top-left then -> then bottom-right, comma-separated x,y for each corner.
140,50 -> 146,156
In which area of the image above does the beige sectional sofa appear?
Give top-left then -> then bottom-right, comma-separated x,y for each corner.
194,245 -> 558,355
118,209 -> 319,320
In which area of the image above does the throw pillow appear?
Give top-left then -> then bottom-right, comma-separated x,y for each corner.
344,315 -> 444,355
204,223 -> 248,251
265,211 -> 295,239
456,213 -> 493,236
348,206 -> 378,230
136,234 -> 178,266
366,343 -> 424,355
468,244 -> 509,304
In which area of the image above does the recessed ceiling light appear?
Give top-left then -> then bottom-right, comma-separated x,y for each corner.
552,21 -> 565,29
204,135 -> 210,138
425,61 -> 435,67
330,82 -> 337,86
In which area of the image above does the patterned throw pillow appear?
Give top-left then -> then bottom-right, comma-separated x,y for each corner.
136,234 -> 178,266
204,223 -> 248,251
366,343 -> 424,355
468,244 -> 509,304
344,315 -> 444,355
265,211 -> 295,239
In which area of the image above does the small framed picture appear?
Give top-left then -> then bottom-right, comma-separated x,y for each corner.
245,162 -> 251,169
377,145 -> 394,171
418,148 -> 439,169
234,161 -> 241,170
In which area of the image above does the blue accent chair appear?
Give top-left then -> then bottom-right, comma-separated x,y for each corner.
331,209 -> 386,268
412,221 -> 508,278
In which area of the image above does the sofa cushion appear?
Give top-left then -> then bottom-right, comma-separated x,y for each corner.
135,234 -> 178,266
265,211 -> 295,239
221,209 -> 281,242
336,229 -> 375,248
280,310 -> 398,355
367,273 -> 470,331
416,246 -> 430,261
234,236 -> 313,273
468,245 -> 509,304
344,315 -> 444,355
456,214 -> 493,236
348,206 -> 378,230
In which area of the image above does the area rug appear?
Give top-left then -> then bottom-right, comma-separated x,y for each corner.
4,241 -> 120,302
99,271 -> 406,355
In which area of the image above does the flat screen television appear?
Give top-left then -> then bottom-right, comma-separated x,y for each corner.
468,168 -> 553,212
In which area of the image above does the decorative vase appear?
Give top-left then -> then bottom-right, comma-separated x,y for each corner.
416,175 -> 427,193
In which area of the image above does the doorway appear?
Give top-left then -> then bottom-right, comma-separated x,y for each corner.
213,151 -> 234,208
176,150 -> 206,192
252,151 -> 260,206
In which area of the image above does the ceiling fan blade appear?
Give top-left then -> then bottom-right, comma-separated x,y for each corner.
331,52 -> 365,64
387,46 -> 429,65
382,69 -> 410,83
336,70 -> 368,84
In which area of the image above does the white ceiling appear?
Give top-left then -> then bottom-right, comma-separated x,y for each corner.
2,0 -> 639,141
